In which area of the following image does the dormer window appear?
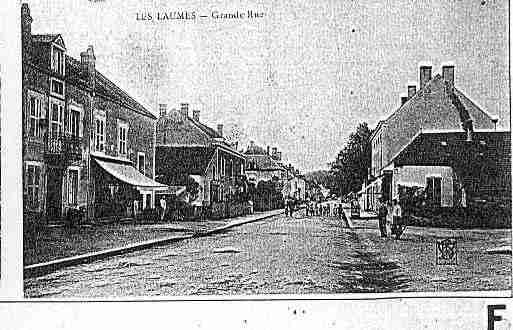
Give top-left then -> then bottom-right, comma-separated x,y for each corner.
51,45 -> 65,76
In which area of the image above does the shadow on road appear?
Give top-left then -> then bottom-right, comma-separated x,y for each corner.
331,231 -> 410,293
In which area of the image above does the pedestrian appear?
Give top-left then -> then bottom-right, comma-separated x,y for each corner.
248,199 -> 254,214
159,196 -> 167,221
377,197 -> 388,237
338,203 -> 344,219
391,199 -> 405,239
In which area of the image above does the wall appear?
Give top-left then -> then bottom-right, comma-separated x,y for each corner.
94,96 -> 155,179
393,165 -> 454,207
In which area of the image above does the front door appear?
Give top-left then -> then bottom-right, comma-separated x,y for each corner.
46,167 -> 63,220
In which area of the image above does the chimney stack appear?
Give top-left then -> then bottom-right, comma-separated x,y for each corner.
179,103 -> 189,118
158,104 -> 167,117
80,45 -> 96,88
419,65 -> 432,90
442,65 -> 455,85
21,3 -> 33,60
401,96 -> 408,105
217,124 -> 223,137
266,146 -> 270,155
192,110 -> 200,122
407,85 -> 417,99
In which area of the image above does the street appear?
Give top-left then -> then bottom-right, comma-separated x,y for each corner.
25,211 -> 511,298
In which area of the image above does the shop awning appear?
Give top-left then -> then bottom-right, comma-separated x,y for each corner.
94,158 -> 168,192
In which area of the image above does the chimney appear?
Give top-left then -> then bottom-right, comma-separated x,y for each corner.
21,3 -> 33,60
401,96 -> 408,105
158,104 -> 167,117
267,146 -> 270,155
442,65 -> 455,85
217,124 -> 223,137
180,103 -> 189,117
419,65 -> 432,90
80,45 -> 96,88
192,110 -> 200,122
407,85 -> 417,99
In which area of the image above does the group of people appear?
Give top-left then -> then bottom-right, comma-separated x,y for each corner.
306,201 -> 343,217
377,197 -> 406,239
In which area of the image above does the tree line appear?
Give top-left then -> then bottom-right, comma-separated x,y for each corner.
305,122 -> 372,198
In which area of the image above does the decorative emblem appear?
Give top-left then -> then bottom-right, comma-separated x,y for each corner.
436,238 -> 457,265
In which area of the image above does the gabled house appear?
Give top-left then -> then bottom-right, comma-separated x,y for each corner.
360,64 -> 510,212
244,142 -> 286,184
21,4 -> 166,224
155,103 -> 246,207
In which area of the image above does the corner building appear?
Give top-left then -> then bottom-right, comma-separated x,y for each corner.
21,4 -> 165,224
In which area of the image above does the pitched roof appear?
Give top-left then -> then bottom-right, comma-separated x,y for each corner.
32,34 -> 66,49
246,154 -> 285,171
65,56 -> 156,119
157,113 -> 212,146
384,74 -> 495,130
156,146 -> 216,175
192,120 -> 222,139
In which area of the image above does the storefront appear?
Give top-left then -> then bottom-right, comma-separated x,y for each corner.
93,156 -> 168,219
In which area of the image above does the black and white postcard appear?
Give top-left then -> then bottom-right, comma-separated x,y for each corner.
0,0 -> 511,328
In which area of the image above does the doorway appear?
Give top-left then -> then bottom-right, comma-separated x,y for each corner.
46,167 -> 63,220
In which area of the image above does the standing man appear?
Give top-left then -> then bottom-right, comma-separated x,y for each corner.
391,199 -> 405,239
377,197 -> 388,238
159,196 -> 167,221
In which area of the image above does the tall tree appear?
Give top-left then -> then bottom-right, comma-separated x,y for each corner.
329,122 -> 372,196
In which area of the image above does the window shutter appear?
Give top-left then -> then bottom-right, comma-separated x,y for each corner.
79,108 -> 83,138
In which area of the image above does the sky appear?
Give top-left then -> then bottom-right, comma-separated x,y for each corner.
25,0 -> 510,172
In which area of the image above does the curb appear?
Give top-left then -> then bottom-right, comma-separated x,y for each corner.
24,209 -> 283,278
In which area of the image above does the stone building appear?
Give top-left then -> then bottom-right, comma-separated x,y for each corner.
244,142 -> 286,185
21,4 -> 165,224
155,103 -> 246,207
360,64 -> 510,212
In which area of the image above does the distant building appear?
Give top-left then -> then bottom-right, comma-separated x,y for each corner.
244,142 -> 286,185
155,104 -> 246,207
21,4 -> 165,224
360,64 -> 510,212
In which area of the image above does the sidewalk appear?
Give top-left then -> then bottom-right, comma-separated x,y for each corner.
24,209 -> 283,277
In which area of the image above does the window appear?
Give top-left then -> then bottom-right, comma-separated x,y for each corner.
68,169 -> 79,205
25,164 -> 41,209
118,121 -> 128,156
426,177 -> 442,206
137,153 -> 145,174
94,114 -> 105,152
28,95 -> 42,138
49,100 -> 64,138
50,78 -> 64,97
68,106 -> 81,137
51,46 -> 65,75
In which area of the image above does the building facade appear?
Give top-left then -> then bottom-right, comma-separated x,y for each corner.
244,143 -> 286,185
155,103 -> 246,207
22,4 -> 165,224
360,64 -> 508,212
